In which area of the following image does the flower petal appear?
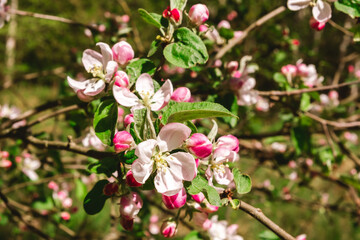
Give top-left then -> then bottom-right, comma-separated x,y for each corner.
150,79 -> 173,111
131,159 -> 153,184
166,152 -> 196,181
96,42 -> 113,70
104,60 -> 118,82
312,0 -> 331,23
157,123 -> 191,152
135,139 -> 157,163
287,0 -> 311,11
83,79 -> 105,96
82,49 -> 103,73
154,168 -> 183,196
241,77 -> 256,92
213,166 -> 233,185
67,76 -> 87,91
113,85 -> 140,107
136,73 -> 154,98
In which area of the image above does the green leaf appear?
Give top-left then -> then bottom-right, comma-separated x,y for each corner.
290,118 -> 312,155
75,179 -> 88,200
300,93 -> 311,111
335,0 -> 360,18
233,168 -> 252,194
258,230 -> 280,240
230,199 -> 240,209
170,0 -> 187,11
134,108 -> 147,140
88,157 -> 119,178
83,180 -> 110,215
163,27 -> 208,68
126,59 -> 156,85
120,149 -> 137,164
0,213 -> 8,225
219,27 -> 234,40
148,39 -> 162,57
184,231 -> 202,240
138,9 -> 162,28
33,197 -> 54,210
161,102 -> 237,125
341,175 -> 360,191
185,175 -> 221,206
273,72 -> 288,89
93,99 -> 118,146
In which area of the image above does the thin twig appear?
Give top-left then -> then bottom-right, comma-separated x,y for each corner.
329,130 -> 360,167
237,200 -> 296,240
328,20 -> 354,37
258,79 -> 360,96
9,9 -> 98,30
304,112 -> 360,129
215,6 -> 286,59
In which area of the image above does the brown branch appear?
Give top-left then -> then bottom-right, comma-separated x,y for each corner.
9,9 -> 98,31
215,6 -> 286,59
0,189 -> 53,240
258,79 -> 360,96
328,20 -> 354,37
237,200 -> 296,240
304,112 -> 360,129
329,130 -> 360,167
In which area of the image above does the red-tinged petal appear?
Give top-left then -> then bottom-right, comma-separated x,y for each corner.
150,79 -> 173,111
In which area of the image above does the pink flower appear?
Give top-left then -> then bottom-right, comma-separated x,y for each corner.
60,212 -> 71,221
113,131 -> 134,153
287,0 -> 332,23
296,234 -> 307,240
126,170 -> 142,187
112,41 -> 134,65
171,87 -> 191,102
216,135 -> 239,153
281,64 -> 297,77
124,113 -> 134,127
114,71 -> 130,88
199,25 -> 208,32
22,155 -> 41,181
296,60 -> 324,87
161,221 -> 177,238
132,123 -> 196,196
67,42 -> 118,97
227,10 -> 238,21
186,133 -> 213,158
113,73 -> 173,111
162,188 -> 187,209
48,181 -> 59,191
119,192 -> 143,219
191,192 -> 205,203
188,4 -> 209,26
217,20 -> 231,29
62,197 -> 73,209
1,151 -> 9,158
309,17 -> 326,31
0,159 -> 12,168
163,6 -> 181,23
226,61 -> 239,73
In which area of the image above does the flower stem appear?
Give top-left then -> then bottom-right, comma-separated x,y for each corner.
146,108 -> 157,139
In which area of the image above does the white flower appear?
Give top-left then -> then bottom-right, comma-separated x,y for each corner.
113,73 -> 173,111
22,154 -> 41,181
82,129 -> 106,151
131,123 -> 196,196
287,0 -> 332,23
67,42 -> 118,97
208,215 -> 244,240
0,0 -> 10,29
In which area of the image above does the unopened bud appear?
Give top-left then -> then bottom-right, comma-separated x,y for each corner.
114,71 -> 129,88
161,221 -> 177,238
171,87 -> 191,102
113,131 -> 134,153
186,133 -> 213,158
112,41 -> 134,65
162,188 -> 187,209
120,192 -> 143,219
189,4 -> 209,26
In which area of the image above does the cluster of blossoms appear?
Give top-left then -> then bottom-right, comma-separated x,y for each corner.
0,150 -> 11,168
281,59 -> 324,87
48,181 -> 76,220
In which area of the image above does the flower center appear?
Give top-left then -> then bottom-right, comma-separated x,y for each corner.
152,152 -> 169,172
89,65 -> 105,79
211,163 -> 226,174
139,90 -> 152,108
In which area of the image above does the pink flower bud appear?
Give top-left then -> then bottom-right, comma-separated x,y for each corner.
199,25 -> 208,32
120,192 -> 143,219
296,234 -> 307,240
217,20 -> 231,29
126,170 -> 142,187
161,221 -> 177,238
113,131 -> 134,153
124,113 -> 134,127
171,87 -> 191,102
227,10 -> 238,21
121,15 -> 130,23
216,135 -> 239,152
309,17 -> 326,31
194,202 -> 219,213
288,160 -> 297,169
186,133 -> 213,158
189,4 -> 209,26
306,158 -> 313,167
98,24 -> 106,32
328,90 -> 338,100
281,64 -> 297,77
163,6 -> 181,23
162,188 -> 187,209
0,159 -> 12,168
103,182 -> 119,196
348,65 -> 354,73
292,39 -> 300,46
1,151 -> 9,158
120,216 -> 134,231
112,41 -> 134,65
60,211 -> 71,221
57,191 -> 68,201
214,59 -> 222,68
114,71 -> 129,88
191,192 -> 205,203
226,61 -> 239,73
62,197 -> 73,209
48,181 -> 59,191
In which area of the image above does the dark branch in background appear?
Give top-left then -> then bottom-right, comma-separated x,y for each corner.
237,200 -> 296,240
304,111 -> 360,129
215,6 -> 286,59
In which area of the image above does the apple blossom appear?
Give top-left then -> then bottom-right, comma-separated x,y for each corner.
208,215 -> 244,240
131,123 -> 196,196
60,212 -> 71,221
281,64 -> 297,77
171,87 -> 192,102
344,131 -> 358,144
271,142 -> 287,153
48,181 -> 59,191
216,135 -> 239,153
194,212 -> 212,230
114,70 -> 130,88
296,234 -> 307,240
67,42 -> 118,98
124,113 -> 135,127
113,73 -> 173,112
120,192 -> 143,220
296,60 -> 324,87
287,0 -> 332,23
0,104 -> 21,120
186,133 -> 213,158
0,159 -> 12,168
163,6 -> 181,23
62,197 -> 73,209
113,131 -> 134,153
226,61 -> 239,73
309,17 -> 327,31
217,20 -> 231,29
126,170 -> 142,187
22,154 -> 41,181
112,41 -> 134,65
256,97 -> 270,112
160,221 -> 177,238
188,4 -> 209,26
162,187 -> 187,209
227,10 -> 238,21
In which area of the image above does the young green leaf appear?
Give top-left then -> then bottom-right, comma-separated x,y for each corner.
138,9 -> 162,28
93,99 -> 118,146
88,156 -> 119,178
185,175 -> 221,206
163,27 -> 208,68
148,39 -> 162,57
161,102 -> 237,125
126,59 -> 156,85
334,0 -> 360,18
83,180 -> 110,215
233,168 -> 252,194
170,0 -> 187,11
